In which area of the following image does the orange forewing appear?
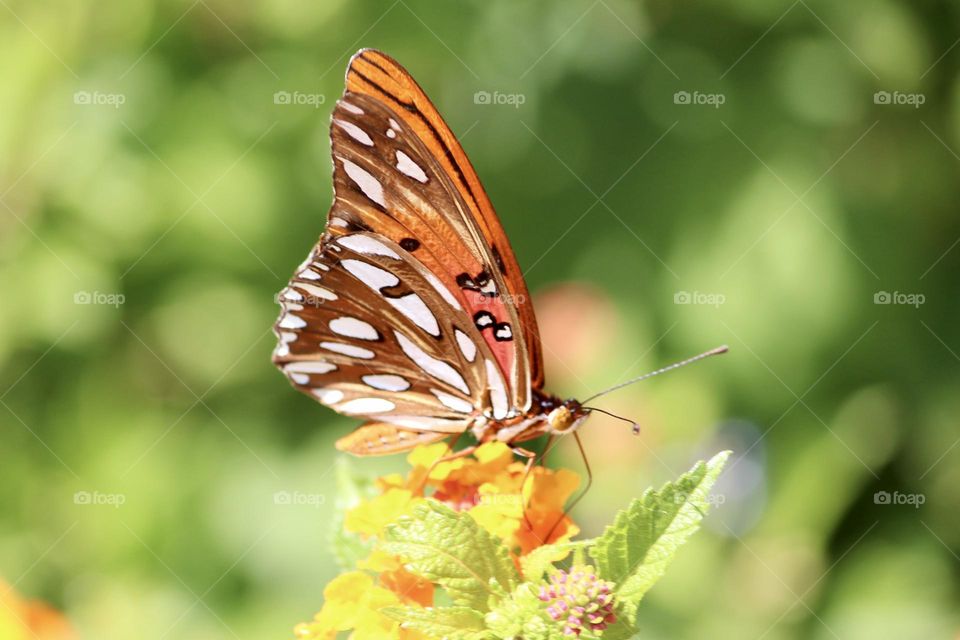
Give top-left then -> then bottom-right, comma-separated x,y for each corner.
344,49 -> 545,397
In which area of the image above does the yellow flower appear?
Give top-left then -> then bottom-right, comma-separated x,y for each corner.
361,442 -> 583,557
294,572 -> 429,640
296,445 -> 585,639
344,488 -> 420,537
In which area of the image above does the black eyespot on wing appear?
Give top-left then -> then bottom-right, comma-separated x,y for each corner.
473,310 -> 495,330
400,238 -> 420,251
493,322 -> 513,342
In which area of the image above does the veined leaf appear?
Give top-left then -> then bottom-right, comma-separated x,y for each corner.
589,451 -> 730,623
381,500 -> 519,611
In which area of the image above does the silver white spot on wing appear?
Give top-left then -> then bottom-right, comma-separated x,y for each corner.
388,293 -> 439,337
334,119 -> 374,146
275,331 -> 297,358
338,397 -> 396,414
312,388 -> 344,404
386,128 -> 396,139
455,330 -> 477,362
299,268 -> 322,281
329,316 -> 379,341
296,283 -> 338,301
340,101 -> 364,115
431,389 -> 474,414
495,324 -> 513,341
425,272 -> 462,311
394,331 -> 469,394
279,313 -> 306,329
281,288 -> 302,302
341,158 -> 386,207
320,341 -> 375,359
337,235 -> 401,259
485,359 -> 509,420
285,361 -> 337,374
395,150 -> 428,183
289,372 -> 309,385
362,374 -> 411,392
341,259 -> 399,291
380,415 -> 467,432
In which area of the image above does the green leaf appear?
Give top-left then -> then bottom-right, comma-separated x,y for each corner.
329,457 -> 375,570
589,451 -> 730,624
382,606 -> 491,640
381,500 -> 520,612
519,540 -> 586,582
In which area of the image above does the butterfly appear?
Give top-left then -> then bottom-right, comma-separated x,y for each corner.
272,49 -> 725,458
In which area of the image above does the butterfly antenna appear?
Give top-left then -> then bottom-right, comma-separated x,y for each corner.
584,406 -> 642,435
582,345 -> 729,403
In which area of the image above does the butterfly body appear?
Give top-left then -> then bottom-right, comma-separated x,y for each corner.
273,49 -> 588,456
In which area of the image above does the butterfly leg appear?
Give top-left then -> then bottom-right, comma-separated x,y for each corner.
543,431 -> 593,542
513,445 -> 540,530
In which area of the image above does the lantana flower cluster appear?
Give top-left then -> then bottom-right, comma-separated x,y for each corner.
295,442 -> 582,639
538,565 -> 616,636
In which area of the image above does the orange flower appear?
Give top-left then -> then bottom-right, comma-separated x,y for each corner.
0,581 -> 76,640
297,444 -> 583,638
358,551 -> 434,607
344,442 -> 581,557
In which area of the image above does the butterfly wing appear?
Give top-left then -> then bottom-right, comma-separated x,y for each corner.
272,50 -> 543,453
274,232 -> 504,431
340,49 -> 544,406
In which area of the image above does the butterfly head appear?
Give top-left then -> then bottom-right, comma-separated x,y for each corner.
546,399 -> 589,434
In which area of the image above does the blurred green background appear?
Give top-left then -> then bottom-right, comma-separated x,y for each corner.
2,0 -> 958,638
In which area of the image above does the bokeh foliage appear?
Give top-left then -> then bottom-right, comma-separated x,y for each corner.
1,0 -> 958,638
